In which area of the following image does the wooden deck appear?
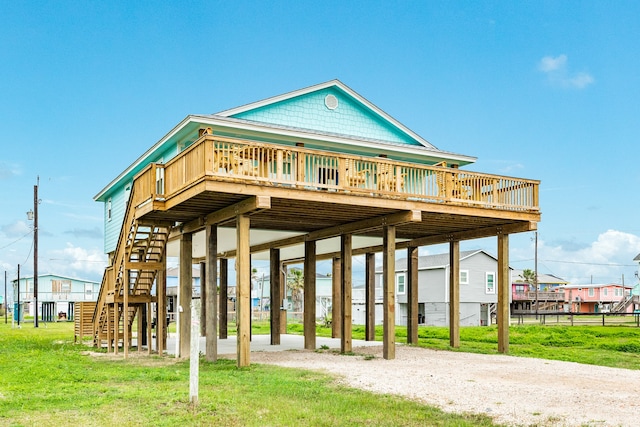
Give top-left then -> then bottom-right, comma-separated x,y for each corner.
93,132 -> 541,364
131,134 -> 540,247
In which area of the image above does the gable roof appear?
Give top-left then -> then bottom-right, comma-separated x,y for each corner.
216,79 -> 437,149
511,270 -> 569,285
12,273 -> 100,284
382,249 -> 498,272
95,80 -> 477,201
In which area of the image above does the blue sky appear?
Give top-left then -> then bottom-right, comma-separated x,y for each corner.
1,1 -> 639,288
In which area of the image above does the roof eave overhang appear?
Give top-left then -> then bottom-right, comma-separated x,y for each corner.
94,114 -> 477,201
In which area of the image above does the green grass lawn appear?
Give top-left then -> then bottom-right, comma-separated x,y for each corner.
0,321 -> 498,426
2,319 -> 639,426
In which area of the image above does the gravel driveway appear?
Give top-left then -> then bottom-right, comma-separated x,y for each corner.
249,345 -> 640,426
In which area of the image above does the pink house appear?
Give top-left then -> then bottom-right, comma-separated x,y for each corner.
560,283 -> 635,313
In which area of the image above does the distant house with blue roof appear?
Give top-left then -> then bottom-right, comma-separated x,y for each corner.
12,274 -> 100,322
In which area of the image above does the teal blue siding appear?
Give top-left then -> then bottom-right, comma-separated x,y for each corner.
102,141 -> 184,254
231,88 -> 421,146
104,184 -> 129,254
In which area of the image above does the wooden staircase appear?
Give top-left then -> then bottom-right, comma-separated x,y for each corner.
611,295 -> 635,313
92,187 -> 170,354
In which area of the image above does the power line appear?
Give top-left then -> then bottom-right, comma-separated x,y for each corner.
0,230 -> 33,250
511,258 -> 637,267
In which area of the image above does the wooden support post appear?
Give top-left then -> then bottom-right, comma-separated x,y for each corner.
205,225 -> 218,362
407,246 -> 419,344
190,298 -> 200,405
200,261 -> 206,337
138,305 -> 143,353
341,234 -> 353,353
331,257 -> 342,338
236,214 -> 251,367
219,258 -> 228,339
179,232 -> 193,358
146,301 -> 152,355
107,304 -> 112,353
449,241 -> 460,348
382,225 -> 396,360
156,263 -> 167,355
365,252 -> 376,341
270,248 -> 281,345
497,233 -> 510,354
114,304 -> 119,355
124,271 -> 130,358
304,240 -> 317,350
280,263 -> 287,334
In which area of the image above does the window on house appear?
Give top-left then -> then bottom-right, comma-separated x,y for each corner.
107,198 -> 112,221
603,288 -> 608,296
615,288 -> 622,297
588,288 -> 595,297
84,283 -> 93,300
396,273 -> 406,295
124,184 -> 131,208
485,272 -> 495,294
460,270 -> 469,285
155,165 -> 165,195
52,280 -> 71,295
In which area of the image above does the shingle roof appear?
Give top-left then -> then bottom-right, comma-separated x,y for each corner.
378,249 -> 489,272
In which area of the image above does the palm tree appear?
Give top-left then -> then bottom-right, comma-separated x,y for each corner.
520,268 -> 538,313
519,269 -> 537,292
287,268 -> 304,312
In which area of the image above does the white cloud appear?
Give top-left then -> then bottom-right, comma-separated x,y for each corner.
48,243 -> 108,280
536,230 -> 640,284
567,72 -> 595,89
538,54 -> 567,72
1,221 -> 32,238
0,162 -> 21,180
538,54 -> 594,89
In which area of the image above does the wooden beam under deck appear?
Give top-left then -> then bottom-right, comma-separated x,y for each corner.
224,209 -> 422,258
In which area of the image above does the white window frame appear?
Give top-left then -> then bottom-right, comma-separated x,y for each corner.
603,288 -> 608,297
588,288 -> 595,297
107,198 -> 112,221
485,272 -> 495,294
460,269 -> 469,285
124,184 -> 131,208
396,273 -> 406,295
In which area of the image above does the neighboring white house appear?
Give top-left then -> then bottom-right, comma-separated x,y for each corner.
374,250 -> 509,327
165,266 -> 202,321
11,274 -> 100,321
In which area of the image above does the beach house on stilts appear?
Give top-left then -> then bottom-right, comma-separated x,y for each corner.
92,80 -> 540,366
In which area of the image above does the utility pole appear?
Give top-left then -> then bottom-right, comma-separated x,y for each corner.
27,178 -> 39,327
534,231 -> 539,319
33,177 -> 39,328
17,264 -> 20,326
4,270 -> 7,324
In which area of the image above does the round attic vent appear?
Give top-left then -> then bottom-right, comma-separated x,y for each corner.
324,94 -> 338,110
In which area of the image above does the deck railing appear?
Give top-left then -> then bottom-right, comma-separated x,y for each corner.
512,291 -> 566,301
133,135 -> 540,212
